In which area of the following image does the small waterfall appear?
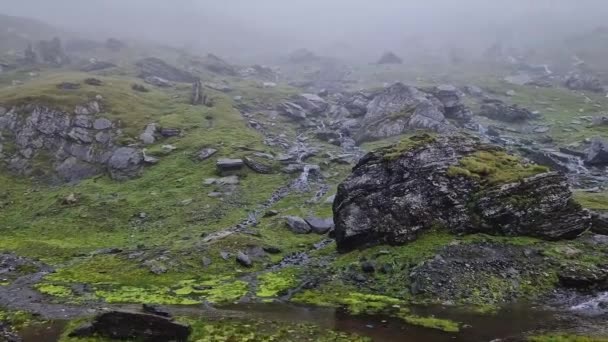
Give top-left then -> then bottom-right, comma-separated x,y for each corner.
292,164 -> 312,192
570,292 -> 608,315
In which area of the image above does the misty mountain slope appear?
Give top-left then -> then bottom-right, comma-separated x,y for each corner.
0,10 -> 608,342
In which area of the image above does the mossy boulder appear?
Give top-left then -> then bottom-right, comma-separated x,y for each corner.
333,135 -> 591,252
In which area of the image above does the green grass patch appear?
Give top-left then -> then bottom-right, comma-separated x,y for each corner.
400,314 -> 460,332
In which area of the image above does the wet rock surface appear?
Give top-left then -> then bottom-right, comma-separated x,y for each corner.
69,310 -> 191,341
333,135 -> 590,252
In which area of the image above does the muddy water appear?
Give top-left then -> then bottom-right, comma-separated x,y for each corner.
18,301 -> 569,342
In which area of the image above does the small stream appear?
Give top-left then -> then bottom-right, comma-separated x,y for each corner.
16,300 -> 595,342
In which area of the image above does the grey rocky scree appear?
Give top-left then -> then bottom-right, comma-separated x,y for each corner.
333,134 -> 591,252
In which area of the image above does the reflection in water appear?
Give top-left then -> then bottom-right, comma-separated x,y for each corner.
17,302 -> 571,342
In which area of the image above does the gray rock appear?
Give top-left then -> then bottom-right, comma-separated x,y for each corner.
144,76 -> 172,87
479,100 -> 536,122
136,57 -> 197,82
196,148 -> 217,161
73,115 -> 93,128
139,123 -> 158,145
107,147 -> 144,181
591,212 -> 608,235
93,118 -> 112,130
244,156 -> 273,174
285,216 -> 312,234
292,93 -> 329,115
334,135 -> 591,252
377,51 -> 403,64
68,128 -> 93,144
216,158 -> 244,175
565,73 -> 604,92
55,157 -> 101,183
95,131 -> 112,145
236,252 -> 253,268
304,217 -> 334,234
586,138 -> 608,166
277,102 -> 307,120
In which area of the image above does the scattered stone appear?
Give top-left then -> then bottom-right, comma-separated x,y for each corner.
285,216 -> 312,234
565,73 -> 604,93
57,82 -> 81,90
144,76 -> 172,87
84,78 -> 103,86
304,217 -> 334,234
244,156 -> 273,174
196,148 -> 217,161
62,193 -> 78,205
69,311 -> 191,341
204,175 -> 239,186
131,83 -> 149,92
479,99 -> 536,122
93,118 -> 112,130
236,251 -> 253,268
216,158 -> 244,176
277,102 -> 307,120
139,123 -> 158,145
107,147 -> 144,181
585,138 -> 608,166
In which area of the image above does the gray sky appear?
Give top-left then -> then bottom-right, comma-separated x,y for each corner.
2,0 -> 608,62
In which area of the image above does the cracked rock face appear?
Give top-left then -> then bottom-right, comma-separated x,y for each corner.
0,104 -> 143,183
333,135 -> 590,252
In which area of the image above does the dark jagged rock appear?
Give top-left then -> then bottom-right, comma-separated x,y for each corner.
191,79 -> 207,106
558,266 -> 608,291
236,251 -> 253,268
69,310 -> 190,341
107,147 -> 144,181
244,156 -> 273,174
565,73 -> 604,93
377,51 -> 403,65
586,138 -> 608,166
430,85 -> 472,122
80,61 -> 116,72
136,57 -> 196,83
132,83 -> 149,92
479,100 -> 536,122
333,135 -> 591,252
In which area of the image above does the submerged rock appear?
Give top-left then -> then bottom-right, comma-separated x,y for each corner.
69,310 -> 191,341
333,135 -> 590,252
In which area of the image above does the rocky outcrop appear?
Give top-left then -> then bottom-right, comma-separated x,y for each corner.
69,310 -> 191,341
586,138 -> 608,166
356,83 -> 454,142
377,51 -> 403,64
565,73 -> 604,93
479,99 -> 536,122
429,85 -> 472,122
333,135 -> 590,252
200,54 -> 237,76
36,37 -> 69,66
136,57 -> 196,83
0,104 -> 144,183
191,79 -> 207,106
292,93 -> 328,115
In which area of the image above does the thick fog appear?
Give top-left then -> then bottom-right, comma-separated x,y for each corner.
3,0 -> 608,62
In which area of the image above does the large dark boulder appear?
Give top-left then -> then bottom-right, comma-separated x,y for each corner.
69,310 -> 191,341
136,57 -> 196,83
565,73 -> 604,93
333,135 -> 590,252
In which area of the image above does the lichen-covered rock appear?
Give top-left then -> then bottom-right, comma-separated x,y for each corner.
333,135 -> 590,252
